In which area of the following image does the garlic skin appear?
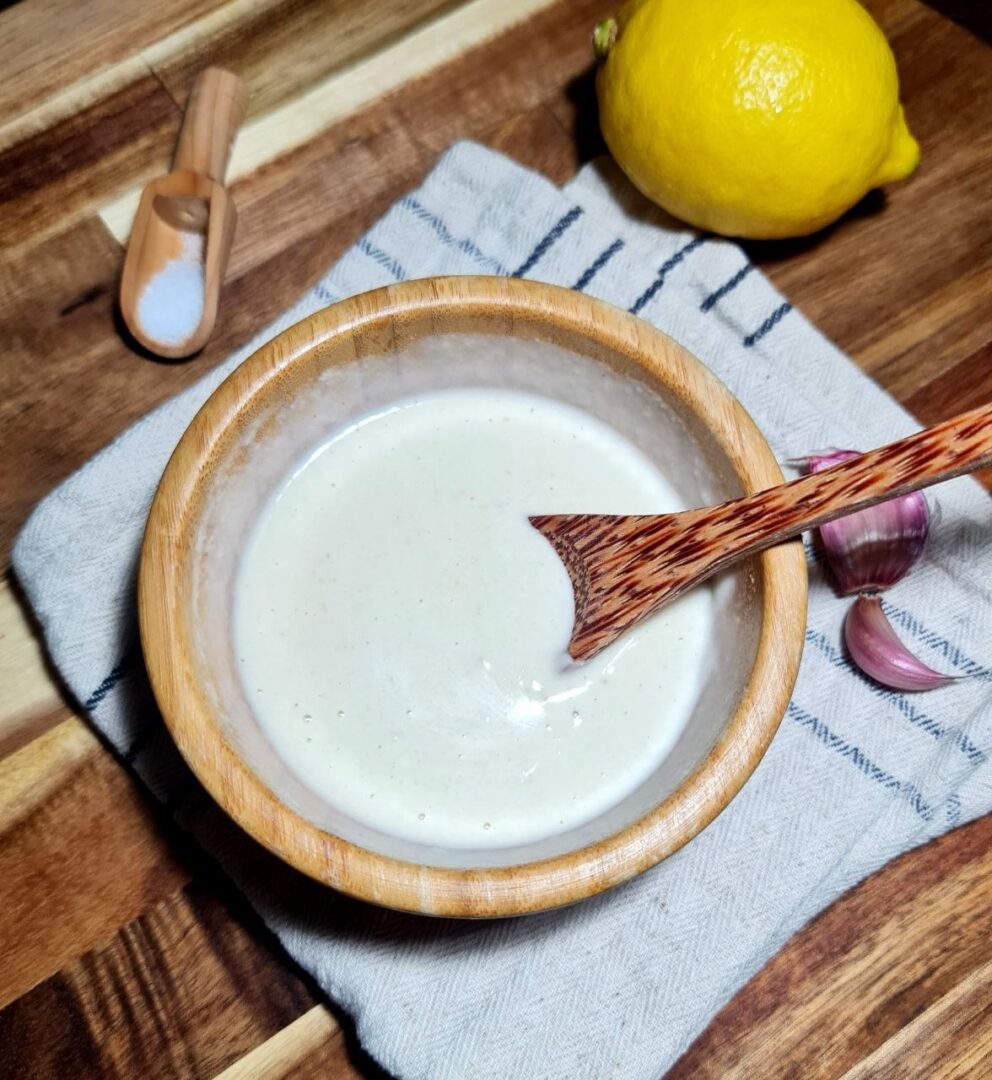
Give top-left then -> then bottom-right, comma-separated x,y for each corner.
796,450 -> 947,692
844,595 -> 956,691
805,450 -> 930,594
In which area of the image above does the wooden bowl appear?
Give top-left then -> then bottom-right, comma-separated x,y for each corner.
140,276 -> 807,918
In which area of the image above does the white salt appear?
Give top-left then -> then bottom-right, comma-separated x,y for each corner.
136,231 -> 205,347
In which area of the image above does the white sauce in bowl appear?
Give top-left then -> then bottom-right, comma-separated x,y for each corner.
235,388 -> 712,849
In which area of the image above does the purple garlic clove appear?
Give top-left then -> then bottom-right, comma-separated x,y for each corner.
844,595 -> 957,692
803,449 -> 930,594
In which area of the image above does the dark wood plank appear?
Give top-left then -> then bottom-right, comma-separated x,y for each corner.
152,0 -> 466,117
0,0 -> 220,129
0,883 -> 317,1079
280,1035 -> 364,1080
905,341 -> 992,426
0,718 -> 188,1008
921,0 -> 992,42
842,958 -> 992,1079
0,75 -> 182,250
905,340 -> 992,490
0,0 -> 464,136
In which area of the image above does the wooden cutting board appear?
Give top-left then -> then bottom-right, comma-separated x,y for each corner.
0,0 -> 990,1075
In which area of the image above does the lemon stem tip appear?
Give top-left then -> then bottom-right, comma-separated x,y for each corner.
593,18 -> 618,59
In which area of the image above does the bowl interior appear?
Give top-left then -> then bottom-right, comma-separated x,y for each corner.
182,318 -> 762,870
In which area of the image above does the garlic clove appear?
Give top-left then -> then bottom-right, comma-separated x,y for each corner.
844,595 -> 958,692
802,450 -> 930,594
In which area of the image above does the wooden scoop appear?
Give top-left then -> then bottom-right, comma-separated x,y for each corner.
120,68 -> 247,358
531,402 -> 992,662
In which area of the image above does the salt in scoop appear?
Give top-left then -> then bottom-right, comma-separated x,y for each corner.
120,68 -> 246,358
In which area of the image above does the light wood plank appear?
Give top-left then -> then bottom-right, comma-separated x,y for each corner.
214,1006 -> 341,1080
0,718 -> 189,1007
0,578 -> 63,759
0,716 -> 95,835
99,0 -> 564,242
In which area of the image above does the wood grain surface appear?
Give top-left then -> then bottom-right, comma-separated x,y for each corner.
0,0 -> 989,1075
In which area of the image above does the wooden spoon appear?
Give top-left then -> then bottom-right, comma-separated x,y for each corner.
531,402 -> 992,662
120,68 -> 247,359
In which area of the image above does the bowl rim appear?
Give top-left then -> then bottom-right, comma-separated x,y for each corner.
139,275 -> 807,918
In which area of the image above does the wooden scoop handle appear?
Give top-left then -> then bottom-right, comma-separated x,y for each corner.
173,68 -> 247,182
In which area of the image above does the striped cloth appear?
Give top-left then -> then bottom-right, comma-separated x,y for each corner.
13,142 -> 992,1079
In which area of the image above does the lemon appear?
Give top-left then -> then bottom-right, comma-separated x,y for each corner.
595,0 -> 920,238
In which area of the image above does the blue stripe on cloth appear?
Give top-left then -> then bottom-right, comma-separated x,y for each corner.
802,537 -> 827,565
312,284 -> 337,305
358,238 -> 406,281
511,205 -> 584,278
788,702 -> 936,822
628,236 -> 708,315
743,301 -> 792,347
572,238 -> 625,291
805,628 -> 986,764
84,656 -> 130,712
882,600 -> 992,682
700,263 -> 754,312
399,197 -> 507,274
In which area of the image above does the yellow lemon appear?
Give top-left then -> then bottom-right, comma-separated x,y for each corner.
595,0 -> 920,238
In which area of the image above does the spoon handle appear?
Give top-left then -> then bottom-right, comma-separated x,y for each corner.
724,400 -> 992,552
616,402 -> 992,591
173,68 -> 247,183
533,402 -> 992,661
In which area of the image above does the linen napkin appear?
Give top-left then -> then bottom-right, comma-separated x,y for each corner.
14,141 -> 992,1079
